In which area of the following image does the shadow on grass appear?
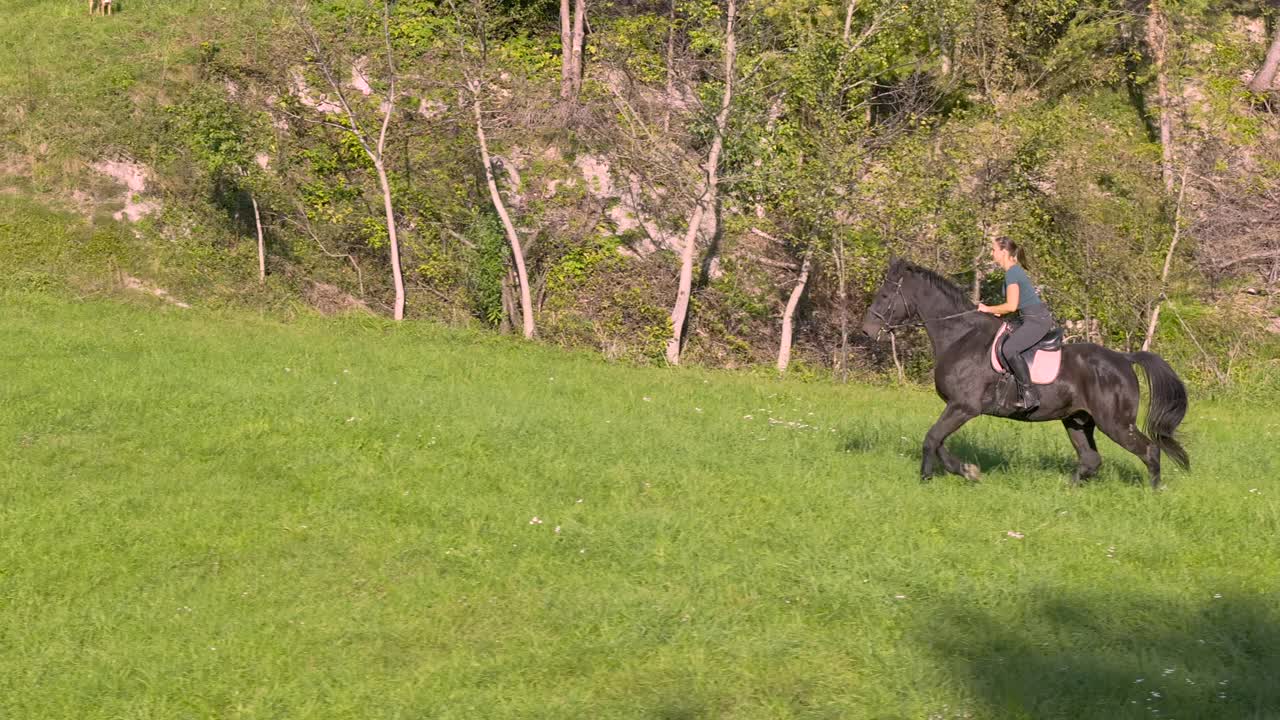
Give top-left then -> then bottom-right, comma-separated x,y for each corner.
840,425 -> 1148,485
918,592 -> 1280,719
945,435 -> 1148,485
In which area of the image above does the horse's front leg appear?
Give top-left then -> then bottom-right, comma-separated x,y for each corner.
921,402 -> 980,482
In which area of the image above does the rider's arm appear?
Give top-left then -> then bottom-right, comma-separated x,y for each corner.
978,284 -> 1020,316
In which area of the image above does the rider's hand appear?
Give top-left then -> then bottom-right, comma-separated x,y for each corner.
977,303 -> 992,314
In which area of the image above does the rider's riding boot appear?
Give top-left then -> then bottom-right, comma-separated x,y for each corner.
1006,352 -> 1040,410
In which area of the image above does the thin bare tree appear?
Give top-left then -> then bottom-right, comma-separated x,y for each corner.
288,0 -> 406,320
252,193 -> 266,283
1146,1 -> 1175,192
1248,17 -> 1280,94
663,0 -> 677,132
667,0 -> 737,365
469,78 -> 536,338
1142,168 -> 1188,351
560,0 -> 588,100
452,0 -> 536,338
777,248 -> 814,372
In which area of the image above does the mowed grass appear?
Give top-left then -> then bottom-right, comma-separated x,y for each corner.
1,293 -> 1278,720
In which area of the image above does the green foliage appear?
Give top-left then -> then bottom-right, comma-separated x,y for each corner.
592,12 -> 670,85
464,211 -> 510,327
168,88 -> 256,181
546,236 -> 625,293
710,261 -> 771,321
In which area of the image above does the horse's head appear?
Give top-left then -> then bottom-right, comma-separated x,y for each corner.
861,259 -> 912,337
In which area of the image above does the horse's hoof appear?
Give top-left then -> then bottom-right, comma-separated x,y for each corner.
962,464 -> 981,482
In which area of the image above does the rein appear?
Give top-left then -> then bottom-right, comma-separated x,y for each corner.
885,308 -> 980,331
872,276 -> 980,339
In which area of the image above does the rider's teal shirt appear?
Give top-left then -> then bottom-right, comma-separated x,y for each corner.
1004,264 -> 1042,309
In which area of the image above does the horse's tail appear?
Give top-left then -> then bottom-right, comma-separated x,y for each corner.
1127,351 -> 1190,471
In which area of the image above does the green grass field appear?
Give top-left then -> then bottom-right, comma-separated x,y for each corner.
2,292 -> 1278,719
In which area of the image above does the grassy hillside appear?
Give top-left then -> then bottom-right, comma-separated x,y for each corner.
0,0 -> 267,170
4,0 -> 1277,385
2,291 -> 1278,718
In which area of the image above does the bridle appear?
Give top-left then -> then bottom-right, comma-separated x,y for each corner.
871,275 -> 979,341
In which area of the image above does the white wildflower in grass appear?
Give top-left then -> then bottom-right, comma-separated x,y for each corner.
1213,592 -> 1222,599
642,396 -> 652,402
529,516 -> 543,525
1006,531 -> 1025,539
554,526 -> 561,534
894,594 -> 907,600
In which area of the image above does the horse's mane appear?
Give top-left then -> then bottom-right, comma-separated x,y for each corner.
890,259 -> 975,309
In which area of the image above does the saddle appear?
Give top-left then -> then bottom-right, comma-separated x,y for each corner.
990,322 -> 1064,384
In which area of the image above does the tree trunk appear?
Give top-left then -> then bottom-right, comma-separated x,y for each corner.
294,0 -> 404,319
843,0 -> 856,43
374,161 -> 407,321
777,248 -> 813,373
972,249 -> 984,304
1249,20 -> 1280,94
1146,2 -> 1175,192
666,0 -> 736,365
890,332 -> 905,384
500,269 -> 518,334
1142,169 -> 1188,351
663,0 -> 676,133
570,0 -> 587,98
251,193 -> 266,283
560,0 -> 573,99
835,237 -> 849,382
472,86 -> 535,339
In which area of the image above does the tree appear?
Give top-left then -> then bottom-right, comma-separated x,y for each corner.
450,0 -> 538,338
1146,1 -> 1176,192
1142,169 -> 1188,351
776,248 -> 813,372
469,78 -> 536,338
1248,16 -> 1280,94
560,0 -> 588,100
285,0 -> 407,320
666,0 -> 737,366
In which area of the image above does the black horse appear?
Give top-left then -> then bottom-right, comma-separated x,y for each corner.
861,259 -> 1189,487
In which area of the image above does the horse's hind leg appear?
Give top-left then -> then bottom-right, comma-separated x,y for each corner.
921,403 -> 980,482
1097,417 -> 1161,488
1062,413 -> 1101,486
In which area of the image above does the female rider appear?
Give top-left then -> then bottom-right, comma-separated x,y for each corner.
977,238 -> 1053,410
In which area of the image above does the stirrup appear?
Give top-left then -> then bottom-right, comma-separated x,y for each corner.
1016,385 -> 1040,410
